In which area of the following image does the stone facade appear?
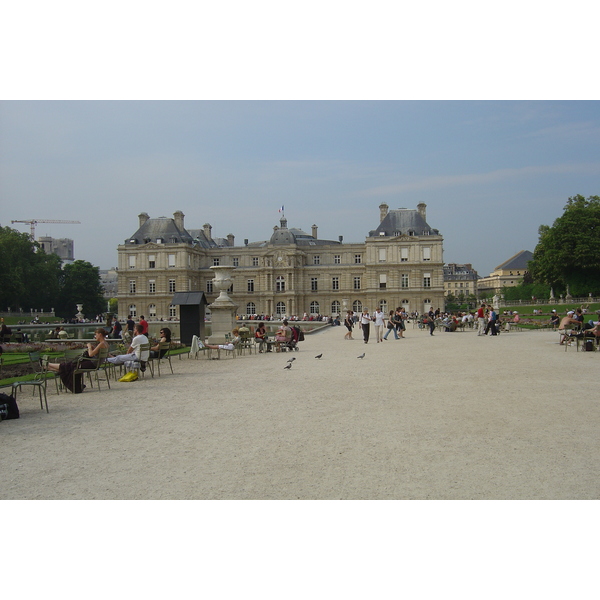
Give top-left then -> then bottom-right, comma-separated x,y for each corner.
477,250 -> 533,297
116,204 -> 445,319
443,263 -> 479,298
38,236 -> 74,262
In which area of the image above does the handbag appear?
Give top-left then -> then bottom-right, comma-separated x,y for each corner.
118,371 -> 139,382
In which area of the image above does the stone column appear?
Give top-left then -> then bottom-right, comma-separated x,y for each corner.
207,266 -> 238,344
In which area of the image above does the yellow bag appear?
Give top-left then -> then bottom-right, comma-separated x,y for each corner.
118,371 -> 138,382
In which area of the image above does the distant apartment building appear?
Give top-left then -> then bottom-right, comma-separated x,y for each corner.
100,268 -> 119,298
443,263 -> 479,298
38,236 -> 74,263
477,250 -> 533,297
116,203 -> 446,320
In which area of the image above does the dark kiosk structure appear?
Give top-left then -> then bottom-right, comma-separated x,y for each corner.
171,292 -> 207,345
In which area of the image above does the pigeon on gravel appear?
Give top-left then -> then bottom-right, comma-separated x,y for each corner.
284,363 -> 292,370
315,353 -> 323,359
357,353 -> 365,359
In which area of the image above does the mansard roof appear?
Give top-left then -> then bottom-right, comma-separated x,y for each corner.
248,217 -> 341,247
186,229 -> 222,249
495,250 -> 533,272
125,216 -> 194,245
369,208 -> 440,237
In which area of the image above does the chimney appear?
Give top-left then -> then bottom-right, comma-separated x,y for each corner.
203,223 -> 212,241
139,212 -> 150,228
173,210 -> 185,230
417,203 -> 427,221
312,224 -> 318,239
227,233 -> 235,247
379,203 -> 389,223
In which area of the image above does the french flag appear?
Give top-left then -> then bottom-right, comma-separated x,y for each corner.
278,205 -> 284,213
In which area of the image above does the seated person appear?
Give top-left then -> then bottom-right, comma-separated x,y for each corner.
275,319 -> 292,350
58,327 -> 68,339
558,312 -> 581,344
107,323 -> 149,368
201,328 -> 241,352
48,326 -> 61,339
47,328 -> 109,393
254,322 -> 269,352
149,327 -> 171,358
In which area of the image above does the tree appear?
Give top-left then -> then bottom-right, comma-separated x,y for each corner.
57,260 -> 106,319
529,195 -> 600,296
0,226 -> 62,311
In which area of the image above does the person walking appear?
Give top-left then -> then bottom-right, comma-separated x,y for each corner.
373,307 -> 385,343
427,308 -> 436,336
360,309 -> 372,344
383,310 -> 399,340
484,305 -> 498,336
476,303 -> 486,336
344,310 -> 355,340
396,308 -> 406,339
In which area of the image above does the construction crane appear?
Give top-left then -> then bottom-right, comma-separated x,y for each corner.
11,219 -> 81,240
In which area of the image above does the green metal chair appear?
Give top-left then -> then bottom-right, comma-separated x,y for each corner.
12,357 -> 50,413
72,348 -> 111,391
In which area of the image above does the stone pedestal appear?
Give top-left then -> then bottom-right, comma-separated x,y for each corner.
207,266 -> 238,345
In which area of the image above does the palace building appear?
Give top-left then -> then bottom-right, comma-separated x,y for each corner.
116,203 -> 445,320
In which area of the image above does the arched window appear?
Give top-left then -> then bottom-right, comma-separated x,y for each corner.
148,304 -> 157,318
246,302 -> 256,315
352,300 -> 362,313
310,301 -> 320,315
129,304 -> 137,318
276,301 -> 286,316
331,300 -> 341,314
276,276 -> 285,292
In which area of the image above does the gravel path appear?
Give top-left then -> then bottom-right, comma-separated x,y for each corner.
2,325 -> 598,499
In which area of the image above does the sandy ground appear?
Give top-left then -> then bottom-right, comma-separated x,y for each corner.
1,324 -> 599,500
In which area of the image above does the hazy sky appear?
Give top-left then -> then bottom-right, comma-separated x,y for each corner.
1,100 -> 599,276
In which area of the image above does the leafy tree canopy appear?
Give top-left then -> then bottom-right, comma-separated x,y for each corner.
0,227 -> 105,318
57,260 -> 106,319
529,194 -> 600,296
0,226 -> 62,311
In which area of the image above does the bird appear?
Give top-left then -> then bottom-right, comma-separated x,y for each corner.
287,357 -> 296,363
315,353 -> 323,359
357,353 -> 365,359
284,363 -> 292,370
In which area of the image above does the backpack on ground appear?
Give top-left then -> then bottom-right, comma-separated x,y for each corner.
0,392 -> 19,420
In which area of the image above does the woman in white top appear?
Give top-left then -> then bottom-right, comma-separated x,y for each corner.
373,308 -> 386,343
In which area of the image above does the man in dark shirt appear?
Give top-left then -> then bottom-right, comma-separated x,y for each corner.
126,314 -> 135,336
111,317 -> 122,339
